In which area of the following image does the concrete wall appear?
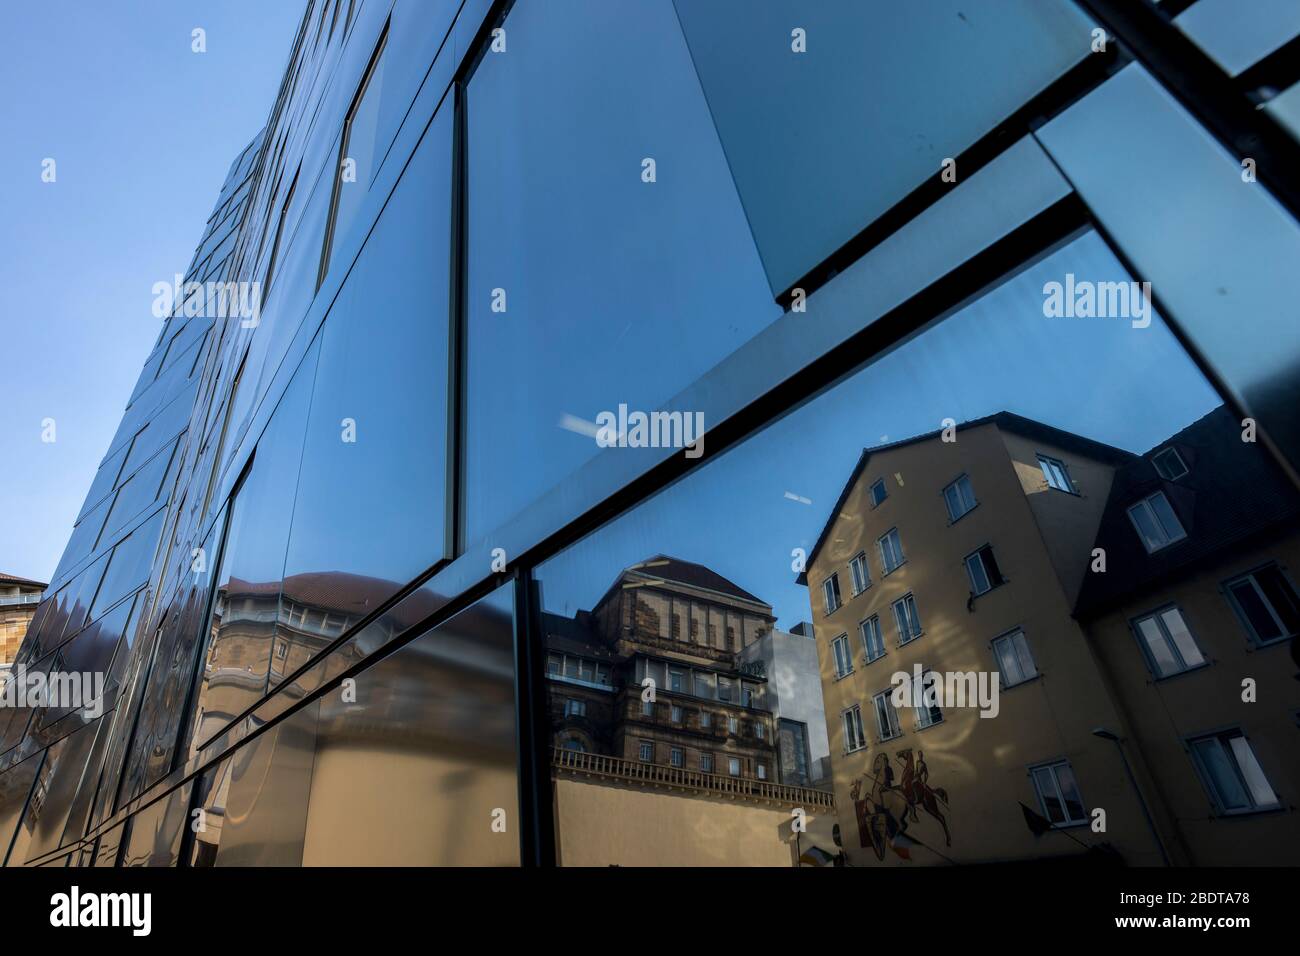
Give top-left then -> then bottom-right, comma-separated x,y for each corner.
553,777 -> 837,866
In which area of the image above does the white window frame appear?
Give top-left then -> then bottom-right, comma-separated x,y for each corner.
700,710 -> 712,729
964,544 -> 1004,596
822,573 -> 842,615
701,752 -> 714,773
943,474 -> 978,522
878,527 -> 905,575
756,763 -> 768,781
1126,491 -> 1187,553
1132,606 -> 1206,678
1151,446 -> 1188,481
1187,730 -> 1279,815
849,551 -> 871,595
670,704 -> 683,723
843,704 -> 868,753
670,747 -> 685,768
892,593 -> 922,645
1224,565 -> 1299,646
727,757 -> 742,777
563,698 -> 586,718
831,633 -> 853,679
991,628 -> 1038,687
727,715 -> 738,735
871,689 -> 901,742
1037,454 -> 1075,493
870,478 -> 888,507
913,671 -> 943,730
860,615 -> 885,665
1031,760 -> 1088,826
638,741 -> 653,762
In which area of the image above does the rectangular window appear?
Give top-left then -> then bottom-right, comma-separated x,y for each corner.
700,711 -> 712,729
727,757 -> 741,777
965,544 -> 1006,596
670,704 -> 683,723
320,28 -> 388,285
1133,607 -> 1205,677
1031,761 -> 1087,826
563,698 -> 586,718
755,722 -> 765,740
860,615 -> 885,664
1037,454 -> 1074,493
718,678 -> 733,702
992,629 -> 1038,687
1224,565 -> 1300,646
843,705 -> 867,752
727,716 -> 738,734
943,474 -> 978,521
1189,731 -> 1278,813
878,528 -> 905,575
1127,491 -> 1187,552
547,653 -> 561,676
638,741 -> 653,762
849,551 -> 871,595
701,753 -> 714,773
822,573 -> 842,614
870,478 -> 888,507
831,633 -> 853,678
668,669 -> 685,692
1151,446 -> 1188,480
756,763 -> 767,781
892,593 -> 922,645
871,690 -> 901,742
913,672 -> 943,730
641,699 -> 654,717
670,747 -> 685,768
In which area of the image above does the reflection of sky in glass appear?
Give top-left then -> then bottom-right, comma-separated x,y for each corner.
464,0 -> 781,546
537,231 -> 1221,629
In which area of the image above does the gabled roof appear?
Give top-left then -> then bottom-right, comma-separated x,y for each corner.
1074,405 -> 1300,618
798,412 -> 1134,584
627,555 -> 766,605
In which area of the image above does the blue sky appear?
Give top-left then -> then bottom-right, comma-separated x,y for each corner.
538,231 -> 1223,629
0,1 -> 304,583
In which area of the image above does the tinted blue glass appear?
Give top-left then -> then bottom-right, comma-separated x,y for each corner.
190,341 -> 319,749
672,0 -> 1094,292
1175,0 -> 1300,76
465,0 -> 779,545
101,436 -> 180,543
89,508 -> 165,621
275,107 -> 452,683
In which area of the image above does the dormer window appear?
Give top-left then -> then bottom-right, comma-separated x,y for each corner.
1151,447 -> 1188,481
1127,491 -> 1187,553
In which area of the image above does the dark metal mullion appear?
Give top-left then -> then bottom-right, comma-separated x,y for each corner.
1076,0 -> 1300,222
447,77 -> 468,562
511,566 -> 557,867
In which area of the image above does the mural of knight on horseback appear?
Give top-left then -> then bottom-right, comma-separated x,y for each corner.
850,748 -> 951,861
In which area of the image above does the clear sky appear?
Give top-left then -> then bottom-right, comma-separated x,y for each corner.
0,1 -> 305,583
537,231 -> 1224,631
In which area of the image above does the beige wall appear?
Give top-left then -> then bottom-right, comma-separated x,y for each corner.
1085,536 -> 1300,866
808,423 -> 1164,865
554,777 -> 836,866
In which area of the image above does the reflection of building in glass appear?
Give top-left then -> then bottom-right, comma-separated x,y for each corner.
545,556 -> 830,785
806,408 -> 1299,866
546,558 -> 838,865
1076,405 -> 1300,865
0,573 -> 46,683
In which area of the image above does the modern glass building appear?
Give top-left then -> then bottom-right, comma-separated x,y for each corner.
2,0 -> 1299,867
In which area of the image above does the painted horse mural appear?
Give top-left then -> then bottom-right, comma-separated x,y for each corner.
850,749 -> 951,862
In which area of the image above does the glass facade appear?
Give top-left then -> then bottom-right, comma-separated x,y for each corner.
2,0 -> 1299,870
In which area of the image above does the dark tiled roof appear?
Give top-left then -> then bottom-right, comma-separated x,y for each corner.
799,412 -> 1135,583
1074,405 -> 1300,618
0,572 -> 46,589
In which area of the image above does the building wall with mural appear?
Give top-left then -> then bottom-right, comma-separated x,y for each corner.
804,415 -> 1165,866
